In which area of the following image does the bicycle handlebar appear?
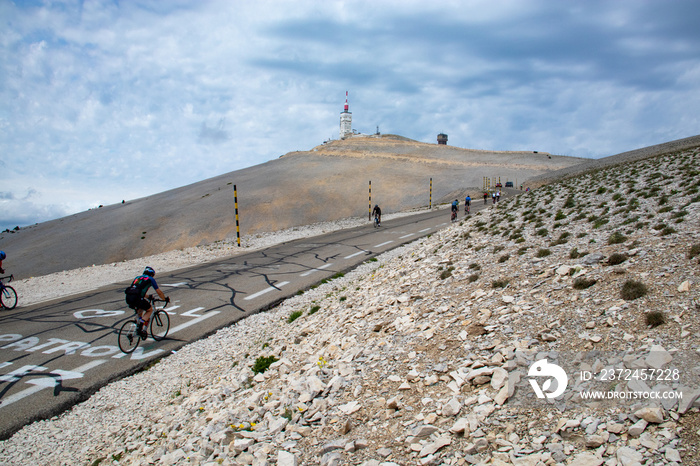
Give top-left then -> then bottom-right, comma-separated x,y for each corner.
148,296 -> 170,305
0,274 -> 13,283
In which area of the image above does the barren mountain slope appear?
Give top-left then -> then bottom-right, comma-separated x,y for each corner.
3,141 -> 699,466
526,134 -> 700,189
1,135 -> 584,278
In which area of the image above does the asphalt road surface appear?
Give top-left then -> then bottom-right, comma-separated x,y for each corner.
0,203 -> 490,439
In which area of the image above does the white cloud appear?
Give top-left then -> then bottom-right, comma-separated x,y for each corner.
1,0 -> 699,228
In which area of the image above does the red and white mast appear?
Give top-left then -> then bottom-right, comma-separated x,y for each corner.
339,91 -> 352,139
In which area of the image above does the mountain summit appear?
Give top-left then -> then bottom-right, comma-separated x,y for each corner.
2,135 -> 584,278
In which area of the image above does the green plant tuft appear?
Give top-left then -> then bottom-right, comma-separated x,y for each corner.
573,277 -> 597,290
252,355 -> 278,374
492,278 -> 509,288
287,311 -> 303,323
645,311 -> 666,328
689,244 -> 700,259
621,280 -> 648,301
607,231 -> 628,245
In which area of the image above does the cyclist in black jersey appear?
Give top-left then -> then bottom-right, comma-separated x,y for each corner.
125,266 -> 169,337
372,204 -> 381,226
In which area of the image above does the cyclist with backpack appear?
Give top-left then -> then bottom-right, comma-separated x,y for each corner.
125,267 -> 168,337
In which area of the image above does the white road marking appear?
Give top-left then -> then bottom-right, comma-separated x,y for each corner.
73,309 -> 125,319
344,251 -> 367,259
419,228 -> 432,233
244,281 -> 290,301
374,241 -> 394,248
0,360 -> 108,408
300,263 -> 333,277
168,311 -> 221,335
399,233 -> 414,239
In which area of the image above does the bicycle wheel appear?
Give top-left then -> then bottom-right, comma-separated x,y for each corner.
0,285 -> 17,310
118,320 -> 140,353
150,310 -> 170,341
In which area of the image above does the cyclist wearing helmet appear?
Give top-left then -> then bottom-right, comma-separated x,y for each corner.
372,204 -> 381,226
0,250 -> 5,274
125,266 -> 168,336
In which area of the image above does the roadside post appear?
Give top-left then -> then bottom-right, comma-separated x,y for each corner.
233,184 -> 241,247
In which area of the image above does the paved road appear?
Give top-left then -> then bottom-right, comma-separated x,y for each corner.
0,203 -> 488,439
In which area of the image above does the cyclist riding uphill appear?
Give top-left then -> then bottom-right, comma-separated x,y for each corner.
0,250 -> 5,274
125,267 -> 168,336
451,199 -> 459,213
465,195 -> 471,207
372,204 -> 382,226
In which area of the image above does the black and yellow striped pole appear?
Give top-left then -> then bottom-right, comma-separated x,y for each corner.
368,180 -> 372,220
233,184 -> 241,247
429,178 -> 432,209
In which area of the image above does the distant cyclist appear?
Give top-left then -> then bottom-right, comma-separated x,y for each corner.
372,204 -> 382,226
125,267 -> 168,337
451,199 -> 459,221
465,195 -> 471,214
0,250 -> 5,274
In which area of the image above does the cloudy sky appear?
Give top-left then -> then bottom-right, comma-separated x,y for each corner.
2,0 -> 699,230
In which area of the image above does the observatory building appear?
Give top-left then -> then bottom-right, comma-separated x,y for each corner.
340,91 -> 352,139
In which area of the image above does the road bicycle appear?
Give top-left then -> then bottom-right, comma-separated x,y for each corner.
465,203 -> 471,215
118,297 -> 171,354
451,208 -> 457,222
374,214 -> 381,228
0,275 -> 17,310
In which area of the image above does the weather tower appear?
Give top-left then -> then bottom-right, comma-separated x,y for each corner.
339,91 -> 352,139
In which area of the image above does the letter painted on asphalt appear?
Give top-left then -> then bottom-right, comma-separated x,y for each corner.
73,309 -> 125,319
0,334 -> 22,344
80,346 -> 122,357
3,337 -> 43,351
25,338 -> 70,352
42,341 -> 90,355
0,360 -> 107,408
179,307 -> 206,317
111,346 -> 165,360
0,364 -> 48,383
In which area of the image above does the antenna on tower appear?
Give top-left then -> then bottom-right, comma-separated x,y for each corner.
339,91 -> 352,139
